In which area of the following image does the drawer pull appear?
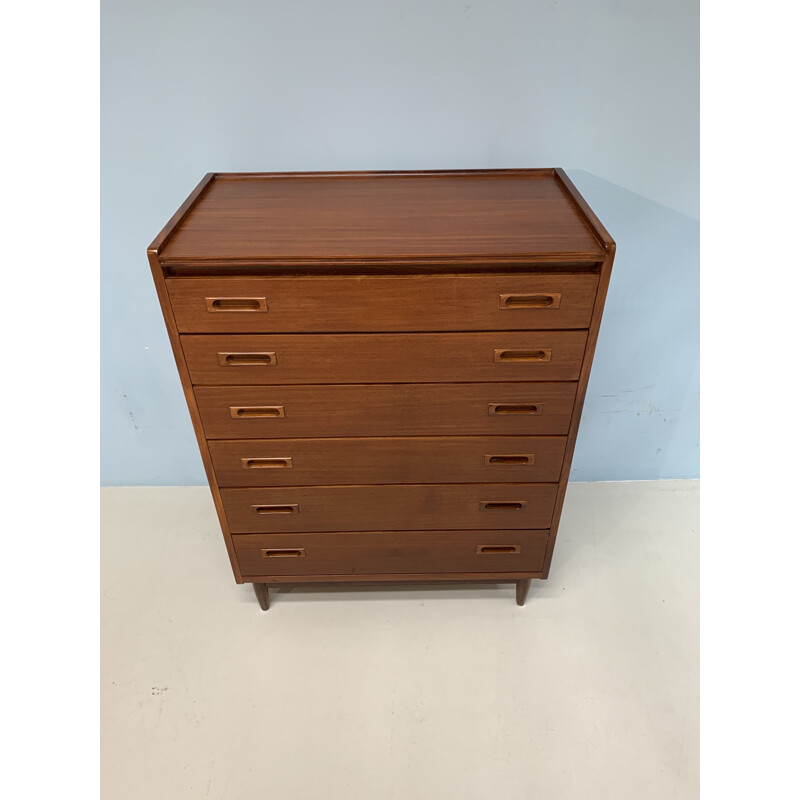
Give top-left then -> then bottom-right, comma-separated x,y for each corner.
480,501 -> 528,512
230,406 -> 285,418
477,544 -> 521,555
261,548 -> 306,558
484,454 -> 535,465
219,352 -> 277,366
251,504 -> 300,514
499,293 -> 562,309
494,348 -> 552,363
206,297 -> 268,312
488,403 -> 542,416
241,457 -> 293,469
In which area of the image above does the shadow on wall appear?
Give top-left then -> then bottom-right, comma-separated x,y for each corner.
567,170 -> 699,481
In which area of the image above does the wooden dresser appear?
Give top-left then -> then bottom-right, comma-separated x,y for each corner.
148,169 -> 614,610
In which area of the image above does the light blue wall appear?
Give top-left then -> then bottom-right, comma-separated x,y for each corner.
101,0 -> 698,485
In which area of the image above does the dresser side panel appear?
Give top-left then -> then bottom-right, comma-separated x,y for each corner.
541,250 -> 615,577
148,251 -> 244,582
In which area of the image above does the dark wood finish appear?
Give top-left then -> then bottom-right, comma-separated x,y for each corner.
195,382 -> 577,439
166,273 -> 598,333
253,583 -> 269,610
208,436 -> 567,486
182,331 -> 587,385
233,530 -> 550,578
149,168 -> 613,608
220,483 -> 558,533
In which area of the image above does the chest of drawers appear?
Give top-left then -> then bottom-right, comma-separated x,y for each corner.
148,169 -> 614,610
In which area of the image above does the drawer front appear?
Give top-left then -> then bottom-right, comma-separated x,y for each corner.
220,483 -> 558,533
233,530 -> 550,577
166,273 -> 599,333
209,436 -> 567,486
195,382 -> 577,439
182,331 -> 587,385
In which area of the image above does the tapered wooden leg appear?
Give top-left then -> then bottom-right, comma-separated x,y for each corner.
253,583 -> 270,611
516,579 -> 531,606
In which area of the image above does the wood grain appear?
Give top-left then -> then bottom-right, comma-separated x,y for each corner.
146,248 -> 243,583
233,529 -> 550,577
241,572 -> 544,585
195,382 -> 577,439
538,169 -> 616,578
166,273 -> 599,333
208,435 -> 567,487
182,331 -> 588,385
149,168 -> 614,606
220,483 -> 558,533
541,248 -> 615,578
148,173 -> 216,255
157,170 -> 605,263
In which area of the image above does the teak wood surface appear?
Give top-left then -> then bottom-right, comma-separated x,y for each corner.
166,273 -> 599,332
157,170 -> 605,264
148,168 -> 614,607
194,382 -> 578,439
220,483 -> 559,533
233,530 -> 550,578
181,331 -> 588,385
207,435 -> 567,487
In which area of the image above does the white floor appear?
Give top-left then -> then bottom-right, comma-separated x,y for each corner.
101,480 -> 698,800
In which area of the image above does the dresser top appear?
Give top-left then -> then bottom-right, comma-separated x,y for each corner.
151,169 -> 612,266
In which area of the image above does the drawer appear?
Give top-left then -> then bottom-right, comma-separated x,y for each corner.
195,382 -> 577,439
182,331 -> 587,385
166,273 -> 599,333
233,530 -> 551,578
220,483 -> 558,533
209,436 -> 568,486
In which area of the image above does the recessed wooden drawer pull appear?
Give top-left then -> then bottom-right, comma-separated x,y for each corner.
476,544 -> 521,554
484,454 -> 535,465
494,348 -> 552,363
499,293 -> 562,309
479,501 -> 528,512
241,457 -> 293,469
261,548 -> 306,558
251,504 -> 300,514
230,406 -> 285,418
205,297 -> 268,312
218,352 -> 277,366
488,403 -> 542,416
